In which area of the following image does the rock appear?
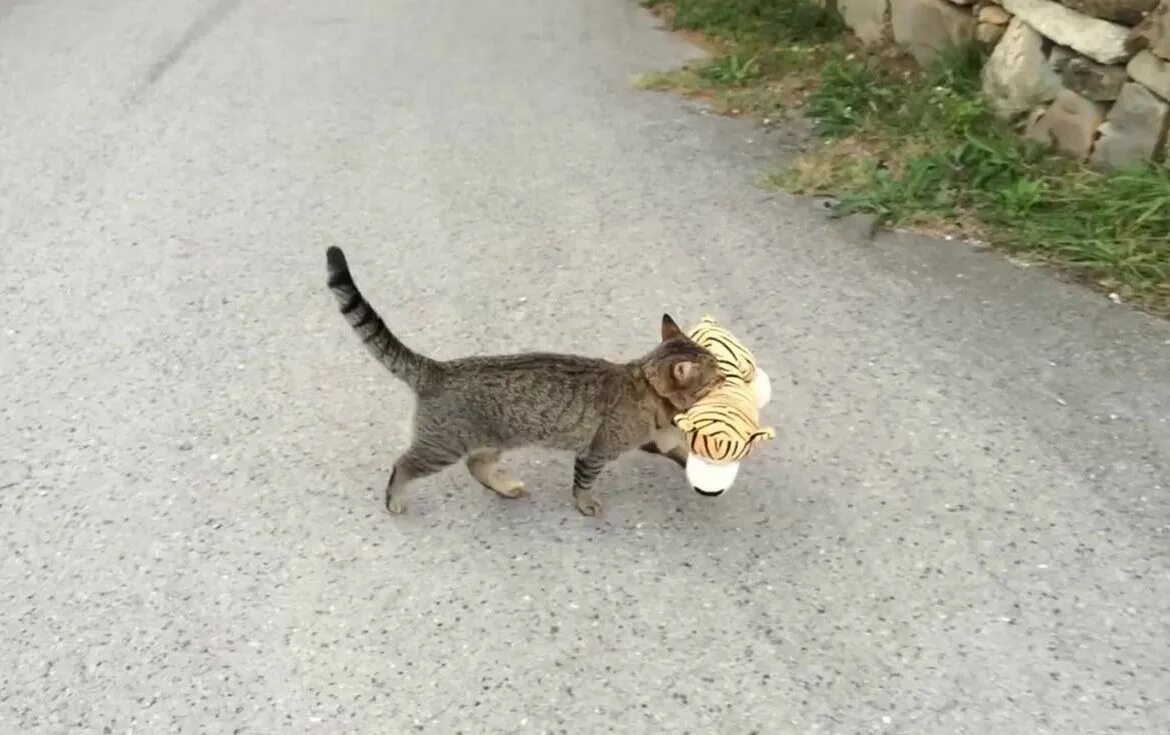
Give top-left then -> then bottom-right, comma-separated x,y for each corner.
1089,82 -> 1170,169
1127,50 -> 1170,101
891,0 -> 977,66
977,21 -> 1007,44
1060,55 -> 1128,101
1126,0 -> 1170,61
981,19 -> 1063,118
840,0 -> 890,44
1059,0 -> 1157,24
1000,0 -> 1132,64
1049,45 -> 1076,73
1024,89 -> 1107,159
978,4 -> 1013,22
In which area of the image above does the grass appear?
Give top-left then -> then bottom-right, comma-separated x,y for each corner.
634,0 -> 846,116
637,0 -> 1170,314
644,0 -> 846,43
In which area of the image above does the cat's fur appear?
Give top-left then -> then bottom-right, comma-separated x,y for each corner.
325,246 -> 721,516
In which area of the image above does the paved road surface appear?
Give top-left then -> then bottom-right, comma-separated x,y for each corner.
3,1 -> 1170,733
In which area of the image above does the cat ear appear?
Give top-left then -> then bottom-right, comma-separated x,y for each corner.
672,360 -> 696,385
661,313 -> 684,342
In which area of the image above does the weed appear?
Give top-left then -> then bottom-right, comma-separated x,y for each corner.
644,0 -> 845,43
806,59 -> 889,137
698,53 -> 761,85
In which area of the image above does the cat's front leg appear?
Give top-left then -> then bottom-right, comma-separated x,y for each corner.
571,452 -> 612,516
639,426 -> 688,469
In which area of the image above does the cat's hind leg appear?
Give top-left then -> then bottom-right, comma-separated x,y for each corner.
466,448 -> 526,499
384,442 -> 460,515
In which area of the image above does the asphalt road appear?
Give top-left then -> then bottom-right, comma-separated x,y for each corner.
3,1 -> 1170,733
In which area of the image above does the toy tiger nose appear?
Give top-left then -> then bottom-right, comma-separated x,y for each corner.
672,315 -> 775,497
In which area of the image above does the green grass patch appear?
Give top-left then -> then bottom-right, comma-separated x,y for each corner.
638,0 -> 1170,313
634,0 -> 845,116
642,0 -> 845,44
799,48 -> 1170,306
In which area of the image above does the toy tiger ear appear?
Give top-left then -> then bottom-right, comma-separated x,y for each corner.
673,412 -> 696,432
746,427 -> 775,449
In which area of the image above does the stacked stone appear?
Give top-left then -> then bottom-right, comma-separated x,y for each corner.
836,0 -> 1170,169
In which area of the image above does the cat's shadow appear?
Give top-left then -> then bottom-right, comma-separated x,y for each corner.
390,446 -> 804,541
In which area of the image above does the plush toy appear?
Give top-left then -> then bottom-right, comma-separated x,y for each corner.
673,315 -> 775,496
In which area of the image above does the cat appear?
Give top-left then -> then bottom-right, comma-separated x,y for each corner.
325,246 -> 722,517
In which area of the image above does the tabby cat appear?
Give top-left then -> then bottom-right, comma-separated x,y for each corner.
325,246 -> 721,517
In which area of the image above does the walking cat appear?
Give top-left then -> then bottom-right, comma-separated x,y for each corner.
325,246 -> 721,516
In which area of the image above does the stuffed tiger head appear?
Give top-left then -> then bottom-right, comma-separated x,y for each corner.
674,376 -> 775,462
673,315 -> 775,496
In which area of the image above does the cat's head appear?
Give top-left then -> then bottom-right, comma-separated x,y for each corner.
642,314 -> 723,412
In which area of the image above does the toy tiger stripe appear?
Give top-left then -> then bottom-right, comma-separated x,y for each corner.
674,376 -> 773,462
686,316 -> 759,384
671,315 -> 775,495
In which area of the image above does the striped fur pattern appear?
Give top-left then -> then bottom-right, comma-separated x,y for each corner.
672,316 -> 774,464
687,315 -> 757,385
326,246 -> 434,389
324,246 -> 723,517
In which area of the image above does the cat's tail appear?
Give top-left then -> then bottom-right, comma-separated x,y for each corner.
325,246 -> 435,390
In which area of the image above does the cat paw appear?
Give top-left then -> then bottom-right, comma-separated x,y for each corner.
493,480 -> 527,499
573,491 -> 602,517
385,494 -> 407,515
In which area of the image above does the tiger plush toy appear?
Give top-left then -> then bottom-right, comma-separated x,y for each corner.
672,315 -> 775,496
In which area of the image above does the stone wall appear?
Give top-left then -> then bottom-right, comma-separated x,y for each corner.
837,0 -> 1170,169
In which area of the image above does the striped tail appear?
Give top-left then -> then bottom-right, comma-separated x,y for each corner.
325,246 -> 433,390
